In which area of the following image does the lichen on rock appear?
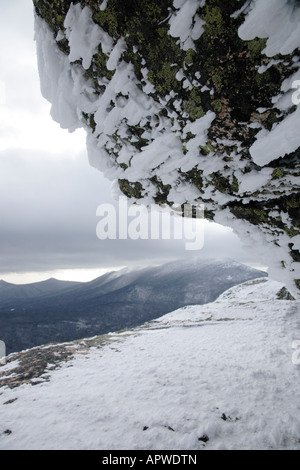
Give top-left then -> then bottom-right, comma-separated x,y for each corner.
33,0 -> 300,296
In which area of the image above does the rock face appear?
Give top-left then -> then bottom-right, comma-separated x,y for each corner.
32,0 -> 300,296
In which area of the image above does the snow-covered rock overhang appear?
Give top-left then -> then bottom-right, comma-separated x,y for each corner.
32,0 -> 300,297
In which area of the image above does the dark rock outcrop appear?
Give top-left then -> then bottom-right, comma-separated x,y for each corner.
32,0 -> 300,295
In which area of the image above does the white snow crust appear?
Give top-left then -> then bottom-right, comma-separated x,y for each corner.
238,0 -> 300,57
65,3 -> 113,70
249,105 -> 300,166
238,0 -> 300,166
169,0 -> 206,50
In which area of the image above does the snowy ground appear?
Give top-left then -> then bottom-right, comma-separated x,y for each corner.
0,278 -> 299,450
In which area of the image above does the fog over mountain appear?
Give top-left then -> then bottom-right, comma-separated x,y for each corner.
0,258 -> 266,354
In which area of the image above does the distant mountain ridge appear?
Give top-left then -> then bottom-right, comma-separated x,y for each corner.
0,278 -> 80,304
0,258 -> 267,354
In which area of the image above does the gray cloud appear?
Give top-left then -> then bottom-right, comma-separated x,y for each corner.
0,149 -> 253,274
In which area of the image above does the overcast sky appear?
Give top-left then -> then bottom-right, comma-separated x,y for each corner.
0,0 -> 263,284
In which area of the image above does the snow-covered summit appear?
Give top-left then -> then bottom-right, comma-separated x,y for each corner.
0,278 -> 299,450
